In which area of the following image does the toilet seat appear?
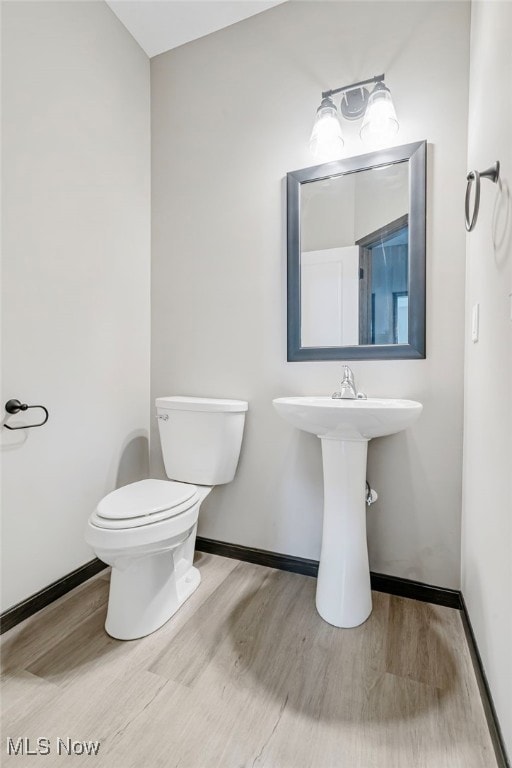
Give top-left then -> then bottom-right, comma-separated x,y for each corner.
91,479 -> 200,530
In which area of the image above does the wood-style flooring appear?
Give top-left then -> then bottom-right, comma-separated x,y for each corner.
1,553 -> 497,767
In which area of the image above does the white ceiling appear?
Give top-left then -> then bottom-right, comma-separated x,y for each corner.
106,0 -> 286,58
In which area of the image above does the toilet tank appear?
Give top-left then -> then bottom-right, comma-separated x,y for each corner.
155,396 -> 248,485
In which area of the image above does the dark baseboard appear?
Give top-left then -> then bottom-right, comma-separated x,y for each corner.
0,558 -> 107,635
369,571 -> 462,609
460,595 -> 510,768
195,536 -> 462,609
196,536 -> 320,578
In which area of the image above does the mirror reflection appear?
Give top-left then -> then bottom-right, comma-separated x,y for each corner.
300,162 -> 409,348
287,141 -> 426,361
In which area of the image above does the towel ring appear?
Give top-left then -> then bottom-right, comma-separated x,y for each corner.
465,161 -> 500,232
4,399 -> 49,430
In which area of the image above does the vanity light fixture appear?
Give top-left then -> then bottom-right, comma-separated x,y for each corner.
309,74 -> 399,161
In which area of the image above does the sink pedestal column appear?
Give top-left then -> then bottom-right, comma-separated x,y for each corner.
316,437 -> 372,628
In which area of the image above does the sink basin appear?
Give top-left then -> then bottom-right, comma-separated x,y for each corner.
273,395 -> 422,629
273,397 -> 422,440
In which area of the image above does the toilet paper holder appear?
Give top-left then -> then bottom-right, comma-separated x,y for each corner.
4,399 -> 49,430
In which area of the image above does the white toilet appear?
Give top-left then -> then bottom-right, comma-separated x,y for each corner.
86,396 -> 248,640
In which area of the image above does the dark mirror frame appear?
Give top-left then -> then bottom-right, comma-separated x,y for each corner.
287,140 -> 426,361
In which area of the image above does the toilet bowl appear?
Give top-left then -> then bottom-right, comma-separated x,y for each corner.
86,396 -> 247,640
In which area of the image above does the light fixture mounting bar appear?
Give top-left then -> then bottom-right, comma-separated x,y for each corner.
322,74 -> 385,100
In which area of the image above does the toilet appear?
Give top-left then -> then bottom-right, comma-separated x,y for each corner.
86,396 -> 248,640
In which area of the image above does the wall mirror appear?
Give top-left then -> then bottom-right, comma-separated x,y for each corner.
287,141 -> 426,360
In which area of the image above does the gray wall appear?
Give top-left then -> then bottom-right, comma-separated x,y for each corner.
462,1 -> 512,753
151,1 -> 470,588
1,1 -> 151,610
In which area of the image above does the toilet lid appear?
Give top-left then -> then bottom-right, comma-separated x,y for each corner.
96,479 -> 198,522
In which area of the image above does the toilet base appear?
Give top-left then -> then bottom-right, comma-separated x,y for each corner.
104,532 -> 201,640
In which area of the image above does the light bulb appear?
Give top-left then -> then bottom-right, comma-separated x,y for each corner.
309,97 -> 344,161
360,83 -> 399,145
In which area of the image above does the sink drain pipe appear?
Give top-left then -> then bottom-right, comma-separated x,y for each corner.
366,481 -> 378,506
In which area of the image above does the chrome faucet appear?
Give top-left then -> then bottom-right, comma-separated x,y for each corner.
332,366 -> 367,400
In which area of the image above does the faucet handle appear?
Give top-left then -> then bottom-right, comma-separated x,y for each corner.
341,365 -> 354,383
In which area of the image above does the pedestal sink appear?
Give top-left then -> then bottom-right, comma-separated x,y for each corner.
273,396 -> 422,628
